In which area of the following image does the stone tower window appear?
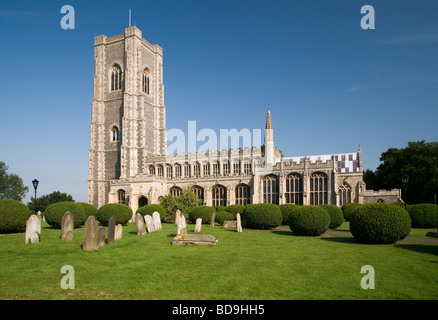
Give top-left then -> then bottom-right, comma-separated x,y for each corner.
149,165 -> 155,176
142,68 -> 150,94
309,172 -> 328,205
117,189 -> 126,204
263,175 -> 279,204
111,126 -> 120,142
110,64 -> 122,91
285,173 -> 303,205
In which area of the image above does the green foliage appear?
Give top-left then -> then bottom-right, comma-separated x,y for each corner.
288,206 -> 330,236
97,203 -> 132,226
214,205 -> 226,212
215,211 -> 234,225
189,206 -> 215,224
224,204 -> 245,219
279,204 -> 299,225
45,202 -> 86,228
76,202 -> 98,219
363,141 -> 438,204
0,199 -> 32,233
407,203 -> 438,228
350,203 -> 411,244
242,203 -> 282,229
341,203 -> 362,221
160,186 -> 202,222
136,204 -> 167,222
28,191 -> 74,213
319,204 -> 344,229
0,161 -> 28,202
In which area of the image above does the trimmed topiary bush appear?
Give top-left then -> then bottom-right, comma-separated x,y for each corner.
288,206 -> 330,236
319,204 -> 344,229
225,204 -> 245,219
189,206 -> 215,224
406,203 -> 438,228
97,203 -> 132,226
341,203 -> 362,221
76,202 -> 98,219
45,201 -> 86,228
214,205 -> 226,212
279,204 -> 299,225
350,203 -> 411,244
0,199 -> 33,233
215,211 -> 235,225
242,203 -> 282,229
136,204 -> 167,222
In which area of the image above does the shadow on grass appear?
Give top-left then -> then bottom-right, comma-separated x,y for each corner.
319,236 -> 357,244
395,243 -> 438,256
271,230 -> 294,236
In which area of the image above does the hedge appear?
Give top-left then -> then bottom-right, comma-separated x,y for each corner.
288,206 -> 330,236
45,201 -> 86,228
215,211 -> 235,225
350,203 -> 411,244
341,203 -> 362,221
189,206 -> 215,224
279,204 -> 299,225
0,199 -> 33,233
76,202 -> 98,219
407,204 -> 438,228
97,203 -> 132,226
242,203 -> 282,229
136,204 -> 167,222
319,204 -> 344,229
225,204 -> 245,219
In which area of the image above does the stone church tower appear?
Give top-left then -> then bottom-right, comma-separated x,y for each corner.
88,26 -> 167,208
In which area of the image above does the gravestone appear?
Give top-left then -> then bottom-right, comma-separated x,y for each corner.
135,213 -> 146,235
107,216 -> 115,244
210,212 -> 216,227
83,216 -> 101,251
177,214 -> 187,235
144,215 -> 155,233
114,224 -> 122,241
152,211 -> 162,231
175,209 -> 181,225
172,234 -> 218,246
223,220 -> 237,229
194,218 -> 202,233
61,211 -> 74,241
236,213 -> 242,233
97,227 -> 106,248
25,215 -> 41,244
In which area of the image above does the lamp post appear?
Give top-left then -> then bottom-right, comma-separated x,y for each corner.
32,179 -> 39,214
401,174 -> 409,210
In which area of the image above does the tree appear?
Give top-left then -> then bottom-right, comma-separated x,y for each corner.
0,161 -> 28,201
159,186 -> 202,221
27,191 -> 74,213
363,141 -> 438,204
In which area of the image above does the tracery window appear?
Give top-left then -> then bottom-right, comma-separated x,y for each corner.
170,186 -> 182,197
117,189 -> 126,204
149,165 -> 155,176
233,160 -> 240,175
193,162 -> 200,177
110,64 -> 122,91
285,173 -> 303,205
192,185 -> 204,203
212,185 -> 227,207
223,161 -> 230,175
166,164 -> 172,178
338,184 -> 352,206
174,164 -> 182,178
203,163 -> 210,177
183,163 -> 191,178
309,172 -> 328,205
244,160 -> 252,175
142,68 -> 150,94
157,165 -> 164,177
212,162 -> 219,176
263,175 -> 279,204
235,184 -> 251,205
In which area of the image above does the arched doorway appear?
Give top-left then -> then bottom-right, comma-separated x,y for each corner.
138,196 -> 148,208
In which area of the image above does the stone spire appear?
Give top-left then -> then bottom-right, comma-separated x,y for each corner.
264,106 -> 274,166
266,107 -> 273,130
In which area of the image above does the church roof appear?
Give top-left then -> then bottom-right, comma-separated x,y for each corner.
278,152 -> 361,173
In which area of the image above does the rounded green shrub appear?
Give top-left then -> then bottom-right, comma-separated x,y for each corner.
97,203 -> 132,226
288,206 -> 330,236
350,203 -> 411,244
225,204 -> 245,219
279,204 -> 299,225
407,204 -> 438,228
214,205 -> 226,212
242,203 -> 282,229
45,201 -> 86,228
189,206 -> 215,224
76,202 -> 98,219
137,204 -> 167,222
215,211 -> 234,225
0,199 -> 33,233
341,203 -> 362,221
319,204 -> 344,229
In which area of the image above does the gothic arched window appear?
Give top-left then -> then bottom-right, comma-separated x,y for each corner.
235,184 -> 251,205
212,185 -> 227,207
285,173 -> 303,205
170,186 -> 182,197
263,175 -> 279,204
142,68 -> 150,94
310,172 -> 328,205
111,126 -> 119,142
338,184 -> 352,206
110,64 -> 122,91
192,185 -> 204,204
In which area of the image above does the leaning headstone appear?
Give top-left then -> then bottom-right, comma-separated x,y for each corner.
114,224 -> 122,241
152,211 -> 162,231
61,211 -> 74,241
135,213 -> 146,235
107,216 -> 115,244
175,209 -> 181,225
83,216 -> 100,251
177,214 -> 187,235
210,212 -> 216,227
97,227 -> 106,248
144,215 -> 155,233
236,213 -> 242,233
25,215 -> 41,244
194,218 -> 202,233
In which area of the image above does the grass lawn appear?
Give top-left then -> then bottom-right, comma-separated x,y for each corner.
0,221 -> 437,300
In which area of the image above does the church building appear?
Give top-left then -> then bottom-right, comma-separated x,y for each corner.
88,26 -> 400,212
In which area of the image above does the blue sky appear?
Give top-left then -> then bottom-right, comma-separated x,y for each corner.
1,0 -> 437,204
